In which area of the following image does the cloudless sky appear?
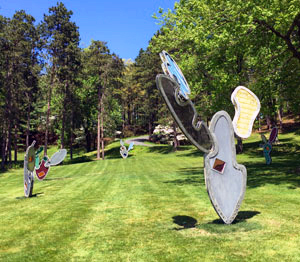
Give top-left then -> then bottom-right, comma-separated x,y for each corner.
0,0 -> 177,60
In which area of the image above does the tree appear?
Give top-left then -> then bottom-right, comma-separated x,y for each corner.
0,11 -> 39,169
151,0 -> 300,125
81,41 -> 124,159
134,48 -> 162,135
40,2 -> 81,157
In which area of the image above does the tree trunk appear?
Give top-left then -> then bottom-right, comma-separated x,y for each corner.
1,129 -> 6,170
236,136 -> 243,154
14,124 -> 18,163
44,86 -> 52,155
44,66 -> 54,156
70,110 -> 74,160
97,85 -> 101,159
26,105 -> 31,148
277,107 -> 283,130
61,108 -> 65,149
266,115 -> 271,130
61,81 -> 68,149
172,122 -> 179,151
148,112 -> 155,136
148,120 -> 152,136
6,121 -> 12,167
122,106 -> 125,135
127,105 -> 131,126
85,127 -> 91,152
100,92 -> 105,160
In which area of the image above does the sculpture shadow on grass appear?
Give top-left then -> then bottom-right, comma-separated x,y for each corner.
43,177 -> 72,181
172,211 -> 260,232
16,192 -> 44,200
197,210 -> 262,233
172,215 -> 198,230
209,210 -> 260,224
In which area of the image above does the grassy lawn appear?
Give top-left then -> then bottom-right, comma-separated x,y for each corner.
0,131 -> 300,261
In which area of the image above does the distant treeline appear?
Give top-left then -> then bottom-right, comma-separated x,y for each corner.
1,1 -> 300,169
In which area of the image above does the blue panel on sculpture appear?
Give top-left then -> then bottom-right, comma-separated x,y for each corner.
128,142 -> 134,152
204,111 -> 247,224
160,51 -> 191,100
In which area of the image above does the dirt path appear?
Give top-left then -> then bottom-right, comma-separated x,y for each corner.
125,135 -> 153,147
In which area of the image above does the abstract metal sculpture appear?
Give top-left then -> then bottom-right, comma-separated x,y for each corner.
23,141 -> 67,197
120,139 -> 134,159
260,127 -> 278,165
156,51 -> 260,224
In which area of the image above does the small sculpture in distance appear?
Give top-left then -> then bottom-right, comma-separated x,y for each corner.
260,127 -> 278,165
120,139 -> 134,159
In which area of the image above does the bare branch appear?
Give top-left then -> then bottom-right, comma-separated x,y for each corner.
286,12 -> 300,38
254,19 -> 285,39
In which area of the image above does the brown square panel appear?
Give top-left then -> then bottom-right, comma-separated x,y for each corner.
213,158 -> 226,174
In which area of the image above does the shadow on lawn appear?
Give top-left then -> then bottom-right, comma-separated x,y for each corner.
16,192 -> 44,200
43,177 -> 71,181
245,157 -> 300,189
164,167 -> 205,186
197,210 -> 262,233
172,215 -> 197,230
147,145 -> 192,155
172,211 -> 261,232
168,162 -> 300,189
210,211 -> 260,224
164,136 -> 300,189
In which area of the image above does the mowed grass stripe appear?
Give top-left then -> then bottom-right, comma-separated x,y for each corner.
0,159 -> 112,261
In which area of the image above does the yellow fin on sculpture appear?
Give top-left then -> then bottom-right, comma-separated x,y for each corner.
231,86 -> 260,139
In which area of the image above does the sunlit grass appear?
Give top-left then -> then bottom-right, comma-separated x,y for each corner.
0,131 -> 300,261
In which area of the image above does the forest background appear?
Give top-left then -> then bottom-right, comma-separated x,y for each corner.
1,0 -> 300,170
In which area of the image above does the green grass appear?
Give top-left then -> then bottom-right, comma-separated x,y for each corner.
0,131 -> 300,261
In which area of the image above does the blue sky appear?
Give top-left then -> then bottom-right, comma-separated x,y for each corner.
0,0 -> 177,60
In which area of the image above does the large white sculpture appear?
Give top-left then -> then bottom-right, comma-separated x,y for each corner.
204,111 -> 246,224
